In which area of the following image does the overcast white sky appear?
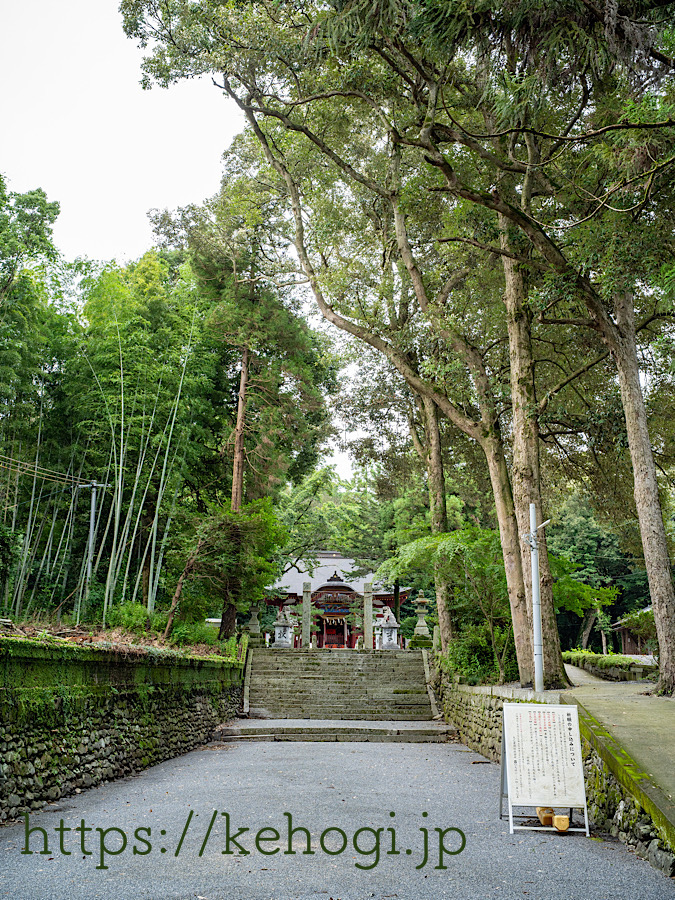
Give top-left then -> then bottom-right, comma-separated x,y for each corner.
0,1 -> 354,476
0,0 -> 244,263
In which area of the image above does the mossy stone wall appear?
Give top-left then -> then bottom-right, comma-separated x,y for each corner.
0,638 -> 243,822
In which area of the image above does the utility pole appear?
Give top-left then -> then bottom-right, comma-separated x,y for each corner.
523,503 -> 550,693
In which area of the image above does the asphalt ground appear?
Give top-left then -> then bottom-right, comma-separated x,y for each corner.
1,740 -> 673,900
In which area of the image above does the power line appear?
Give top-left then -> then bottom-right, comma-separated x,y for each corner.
0,453 -> 88,488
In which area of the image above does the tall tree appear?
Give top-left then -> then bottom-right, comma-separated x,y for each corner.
121,0 -> 675,688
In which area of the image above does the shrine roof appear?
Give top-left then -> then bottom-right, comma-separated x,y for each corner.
274,550 -> 394,598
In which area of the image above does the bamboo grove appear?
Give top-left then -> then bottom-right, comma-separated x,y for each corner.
0,177 -> 337,635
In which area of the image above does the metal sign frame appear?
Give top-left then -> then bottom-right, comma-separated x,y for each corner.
499,703 -> 590,836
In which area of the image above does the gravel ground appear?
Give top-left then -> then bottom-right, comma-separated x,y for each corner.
1,740 -> 673,900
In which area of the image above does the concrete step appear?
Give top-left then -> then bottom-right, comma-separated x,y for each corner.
216,720 -> 455,742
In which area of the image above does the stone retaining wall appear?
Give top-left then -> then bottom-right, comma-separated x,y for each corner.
584,742 -> 675,875
0,637 -> 244,822
434,667 -> 675,878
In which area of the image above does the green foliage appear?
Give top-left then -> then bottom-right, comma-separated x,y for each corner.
549,554 -> 617,617
0,175 -> 59,301
168,498 -> 286,635
168,622 -> 219,647
106,602 -> 151,632
379,527 -> 518,682
439,623 -> 519,686
398,615 -> 417,640
562,649 -> 657,671
106,601 -> 168,638
546,493 -> 650,650
0,523 -> 19,593
0,222 -> 334,626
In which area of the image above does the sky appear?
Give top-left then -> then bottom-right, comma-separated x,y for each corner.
0,0 -> 353,477
0,0 -> 244,263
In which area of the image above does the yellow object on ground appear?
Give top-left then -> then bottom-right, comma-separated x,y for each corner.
536,807 -> 554,826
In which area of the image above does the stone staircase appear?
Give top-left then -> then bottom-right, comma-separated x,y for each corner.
247,648 -> 434,721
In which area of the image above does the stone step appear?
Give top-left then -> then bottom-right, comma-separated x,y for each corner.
250,653 -> 422,664
216,720 -> 455,743
247,648 -> 434,721
250,696 -> 431,703
251,676 -> 424,682
248,695 -> 431,702
249,710 -> 432,720
251,713 -> 432,719
250,697 -> 429,718
252,711 -> 432,717
251,664 -> 423,668
250,666 -> 424,674
249,686 -> 426,692
250,701 -> 432,709
255,647 -> 420,659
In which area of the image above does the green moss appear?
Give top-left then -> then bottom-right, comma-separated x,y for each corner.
576,704 -> 675,852
0,635 -> 244,695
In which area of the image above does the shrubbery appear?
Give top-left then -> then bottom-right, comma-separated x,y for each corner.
562,649 -> 657,671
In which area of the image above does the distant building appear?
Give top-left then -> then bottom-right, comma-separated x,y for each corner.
269,550 -> 407,648
611,606 -> 654,655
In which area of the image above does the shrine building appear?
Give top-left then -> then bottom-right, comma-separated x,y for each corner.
269,550 -> 407,648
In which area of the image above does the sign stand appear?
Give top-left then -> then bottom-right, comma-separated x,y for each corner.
500,703 -> 589,836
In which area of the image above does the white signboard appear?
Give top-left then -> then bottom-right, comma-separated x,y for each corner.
500,703 -> 589,834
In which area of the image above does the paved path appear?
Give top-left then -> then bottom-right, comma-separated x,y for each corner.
563,665 -> 675,803
2,740 -> 673,900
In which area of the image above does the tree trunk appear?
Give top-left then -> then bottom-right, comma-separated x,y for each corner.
482,433 -> 534,685
612,294 -> 675,694
393,578 -> 400,625
218,600 -> 237,640
580,610 -> 597,650
231,346 -> 249,513
163,536 -> 206,640
141,536 -> 151,609
500,222 -> 566,688
422,396 -> 453,651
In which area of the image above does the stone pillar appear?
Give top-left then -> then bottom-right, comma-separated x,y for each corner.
363,582 -> 373,651
302,581 -> 311,649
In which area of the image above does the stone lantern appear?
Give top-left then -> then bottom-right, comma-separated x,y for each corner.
245,602 -> 263,647
380,606 -> 400,650
410,591 -> 432,648
272,606 -> 295,648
